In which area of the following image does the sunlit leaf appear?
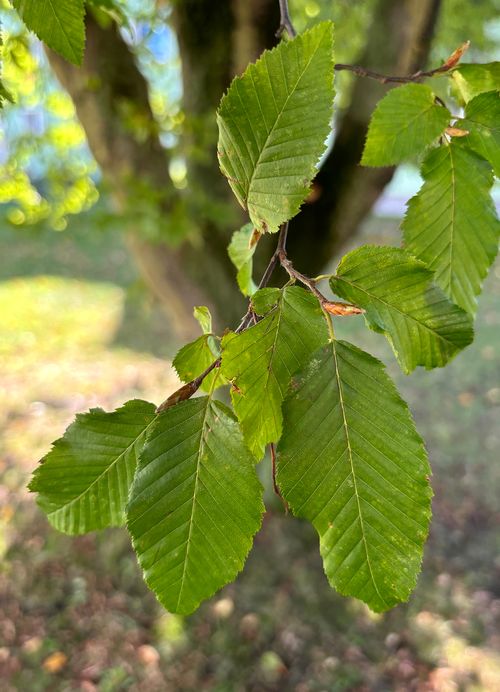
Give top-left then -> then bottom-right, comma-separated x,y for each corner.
402,141 -> 500,314
217,21 -> 334,233
330,246 -> 474,373
221,286 -> 328,459
451,62 -> 500,104
361,84 -> 450,167
193,305 -> 212,335
29,400 -> 156,534
277,340 -> 432,612
458,91 -> 500,177
13,0 -> 85,66
127,397 -> 264,615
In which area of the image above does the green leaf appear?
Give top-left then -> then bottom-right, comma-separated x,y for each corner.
29,400 -> 156,534
193,305 -> 212,335
330,246 -> 473,374
228,224 -> 258,296
221,286 -> 328,459
217,21 -> 334,233
13,0 -> 85,66
451,63 -> 500,104
277,340 -> 432,612
0,81 -> 13,107
127,397 -> 264,615
402,141 -> 500,314
457,91 -> 500,177
361,84 -> 450,167
172,335 -> 223,393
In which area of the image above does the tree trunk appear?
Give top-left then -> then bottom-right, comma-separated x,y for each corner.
46,0 -> 442,339
287,0 -> 442,273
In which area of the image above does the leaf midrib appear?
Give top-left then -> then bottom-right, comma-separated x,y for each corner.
331,341 -> 388,609
48,418 -> 156,521
175,397 -> 212,611
333,271 -> 459,348
245,31 -> 326,205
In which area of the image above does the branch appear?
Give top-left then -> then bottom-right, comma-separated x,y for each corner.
276,0 -> 297,38
270,443 -> 289,512
157,223 -> 289,412
334,40 -> 469,84
156,224 -> 361,413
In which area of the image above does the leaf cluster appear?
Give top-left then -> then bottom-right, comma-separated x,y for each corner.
28,19 -> 500,615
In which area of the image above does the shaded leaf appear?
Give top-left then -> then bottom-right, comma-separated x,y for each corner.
361,83 -> 450,167
13,0 -> 85,65
458,91 -> 500,177
277,340 -> 432,612
29,400 -> 156,534
217,21 -> 334,233
221,286 -> 328,459
173,334 -> 223,393
402,141 -> 500,314
330,246 -> 474,374
127,397 -> 264,615
228,224 -> 258,296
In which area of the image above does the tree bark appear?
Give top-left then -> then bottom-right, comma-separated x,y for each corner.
287,0 -> 442,273
46,0 -> 442,338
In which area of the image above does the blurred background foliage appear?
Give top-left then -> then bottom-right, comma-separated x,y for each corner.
1,0 -> 500,690
1,0 -> 499,238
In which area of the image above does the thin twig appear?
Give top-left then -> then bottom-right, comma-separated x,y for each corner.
276,0 -> 297,38
334,40 -> 470,85
157,223 -> 289,411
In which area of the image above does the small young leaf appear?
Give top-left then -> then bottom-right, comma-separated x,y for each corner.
277,340 -> 432,612
29,400 -> 156,534
361,83 -> 450,167
457,91 -> 500,177
217,21 -> 334,233
228,224 -> 258,296
451,62 -> 500,103
193,305 -> 212,335
330,246 -> 474,374
402,141 -> 500,314
127,397 -> 264,615
172,334 -> 223,393
13,0 -> 85,66
221,286 -> 328,459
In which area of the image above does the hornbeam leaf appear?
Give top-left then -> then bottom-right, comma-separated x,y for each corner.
13,0 -> 85,66
402,141 -> 500,314
277,340 -> 432,612
193,305 -> 212,335
173,335 -> 224,393
330,246 -> 473,374
451,63 -> 500,104
217,22 -> 334,233
361,83 -> 450,167
457,91 -> 500,177
221,286 -> 328,459
127,397 -> 264,615
228,224 -> 258,296
29,400 -> 156,534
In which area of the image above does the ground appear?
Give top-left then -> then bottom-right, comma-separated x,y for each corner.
0,217 -> 499,691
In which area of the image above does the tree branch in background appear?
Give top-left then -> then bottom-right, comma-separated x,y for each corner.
335,40 -> 469,84
287,0 -> 443,275
277,0 -> 297,38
